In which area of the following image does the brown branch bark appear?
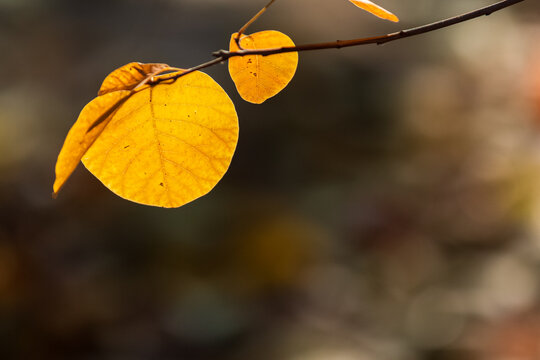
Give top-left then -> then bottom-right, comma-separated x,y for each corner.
152,0 -> 525,85
220,0 -> 525,57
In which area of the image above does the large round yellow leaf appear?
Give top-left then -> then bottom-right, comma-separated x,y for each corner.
82,71 -> 239,208
349,0 -> 399,22
229,30 -> 298,104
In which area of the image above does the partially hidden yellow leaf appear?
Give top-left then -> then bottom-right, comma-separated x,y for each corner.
349,0 -> 399,22
53,90 -> 132,197
81,71 -> 239,208
229,31 -> 298,104
98,62 -> 169,96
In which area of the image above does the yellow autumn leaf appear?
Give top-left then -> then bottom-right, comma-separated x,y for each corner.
349,0 -> 399,22
229,30 -> 298,104
98,62 -> 170,96
53,90 -> 132,196
81,71 -> 239,208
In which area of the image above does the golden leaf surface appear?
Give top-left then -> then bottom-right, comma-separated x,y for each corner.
98,62 -> 169,96
349,0 -> 399,22
53,90 -> 132,196
81,71 -> 239,208
229,31 -> 298,104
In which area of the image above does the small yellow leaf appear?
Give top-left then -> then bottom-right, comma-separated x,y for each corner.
98,62 -> 169,96
82,71 -> 239,208
229,31 -> 298,104
349,0 -> 399,22
53,90 -> 132,197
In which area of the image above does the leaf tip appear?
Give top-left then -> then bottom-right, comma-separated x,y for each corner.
52,174 -> 68,199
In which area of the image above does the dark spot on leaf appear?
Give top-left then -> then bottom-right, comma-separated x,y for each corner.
253,72 -> 257,77
247,59 -> 252,64
159,182 -> 164,187
124,145 -> 130,149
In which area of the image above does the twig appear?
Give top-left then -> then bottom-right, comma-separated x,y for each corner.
155,0 -> 525,84
223,0 -> 525,57
149,57 -> 225,85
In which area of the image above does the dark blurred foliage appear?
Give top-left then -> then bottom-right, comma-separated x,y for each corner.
1,0 -> 540,359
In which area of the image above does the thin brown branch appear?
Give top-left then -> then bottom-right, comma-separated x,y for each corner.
161,0 -> 526,83
149,57 -> 225,86
222,0 -> 525,58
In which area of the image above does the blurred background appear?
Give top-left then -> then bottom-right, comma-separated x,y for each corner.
1,0 -> 540,359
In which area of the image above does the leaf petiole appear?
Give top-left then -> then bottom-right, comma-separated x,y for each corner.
235,0 -> 278,49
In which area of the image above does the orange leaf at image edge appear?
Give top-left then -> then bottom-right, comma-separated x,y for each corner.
349,0 -> 399,22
